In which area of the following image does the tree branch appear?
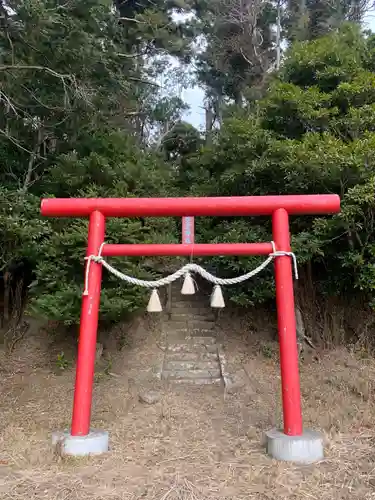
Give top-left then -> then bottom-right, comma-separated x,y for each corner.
154,121 -> 178,151
117,52 -> 144,58
0,65 -> 73,80
0,91 -> 19,116
22,128 -> 44,194
0,128 -> 38,155
240,48 -> 253,66
118,16 -> 145,23
19,83 -> 65,111
127,76 -> 160,86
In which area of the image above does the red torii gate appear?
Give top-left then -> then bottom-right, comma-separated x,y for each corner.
41,194 -> 340,461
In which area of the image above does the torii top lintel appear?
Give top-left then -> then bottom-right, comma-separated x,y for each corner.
41,195 -> 340,218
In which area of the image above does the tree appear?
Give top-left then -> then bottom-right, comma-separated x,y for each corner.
186,25 -> 375,316
285,0 -> 374,41
0,0 -> 138,192
32,130 -> 176,323
189,0 -> 277,130
161,121 -> 202,161
189,0 -> 374,132
0,0 -> 178,325
114,0 -> 193,58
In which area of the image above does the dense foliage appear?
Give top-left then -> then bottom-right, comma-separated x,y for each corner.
0,0 -> 180,323
1,0 -> 375,329
186,25 -> 375,309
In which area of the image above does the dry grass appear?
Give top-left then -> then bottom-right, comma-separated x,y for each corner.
0,317 -> 375,499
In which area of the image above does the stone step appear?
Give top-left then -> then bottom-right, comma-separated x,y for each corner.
171,291 -> 208,299
163,326 -> 215,337
163,326 -> 189,336
184,335 -> 217,345
172,300 -> 211,309
165,351 -> 218,361
166,318 -> 215,329
163,320 -> 188,329
167,345 -> 218,354
191,320 -> 215,330
165,330 -> 217,342
167,342 -> 218,354
171,291 -> 210,297
165,377 -> 223,385
171,306 -> 214,315
189,330 -> 216,339
170,313 -> 215,322
164,360 -> 220,371
162,368 -> 222,380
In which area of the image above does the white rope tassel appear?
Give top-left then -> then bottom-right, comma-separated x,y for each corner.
271,251 -> 299,280
83,259 -> 91,296
83,243 -> 105,296
147,289 -> 162,313
211,285 -> 225,308
181,272 -> 195,295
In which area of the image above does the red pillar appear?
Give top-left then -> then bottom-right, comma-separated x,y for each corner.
272,208 -> 303,436
71,210 -> 105,436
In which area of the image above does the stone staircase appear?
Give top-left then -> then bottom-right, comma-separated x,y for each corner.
160,282 -> 224,385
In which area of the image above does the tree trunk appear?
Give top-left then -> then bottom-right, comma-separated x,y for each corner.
276,0 -> 282,70
205,106 -> 214,145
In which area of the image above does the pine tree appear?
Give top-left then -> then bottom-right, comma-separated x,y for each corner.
286,0 -> 373,41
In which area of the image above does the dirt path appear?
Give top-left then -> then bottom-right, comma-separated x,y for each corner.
0,319 -> 375,499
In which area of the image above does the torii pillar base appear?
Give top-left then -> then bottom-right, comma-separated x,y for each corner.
52,429 -> 109,456
266,428 -> 324,463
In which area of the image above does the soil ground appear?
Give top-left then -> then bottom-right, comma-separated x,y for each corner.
0,315 -> 375,500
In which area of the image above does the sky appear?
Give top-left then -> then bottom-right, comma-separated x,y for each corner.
179,12 -> 375,131
181,86 -> 206,129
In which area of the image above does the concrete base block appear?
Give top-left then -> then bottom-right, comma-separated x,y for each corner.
266,428 -> 324,463
52,429 -> 109,456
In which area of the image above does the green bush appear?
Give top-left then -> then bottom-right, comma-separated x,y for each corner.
186,25 -> 375,308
